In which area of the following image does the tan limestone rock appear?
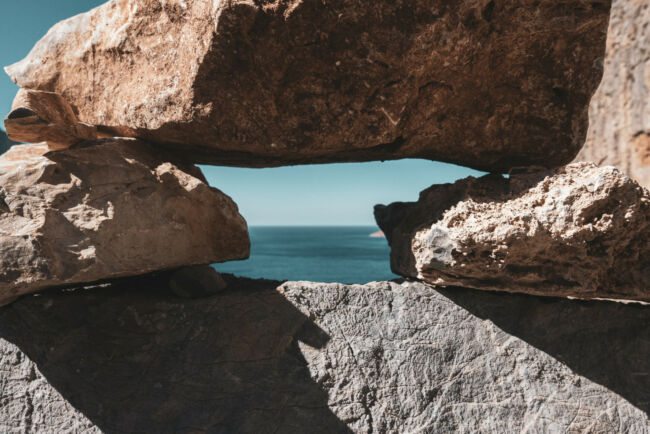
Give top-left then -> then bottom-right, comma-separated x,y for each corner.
576,0 -> 650,189
0,139 -> 249,306
5,0 -> 611,171
376,163 -> 650,301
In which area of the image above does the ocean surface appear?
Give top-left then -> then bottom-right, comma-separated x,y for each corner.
213,226 -> 399,284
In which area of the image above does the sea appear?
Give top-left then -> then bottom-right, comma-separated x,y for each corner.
213,226 -> 399,284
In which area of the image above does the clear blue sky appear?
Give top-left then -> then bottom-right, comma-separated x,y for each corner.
1,1 -> 483,226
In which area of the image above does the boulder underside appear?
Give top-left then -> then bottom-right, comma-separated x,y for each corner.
5,0 -> 611,171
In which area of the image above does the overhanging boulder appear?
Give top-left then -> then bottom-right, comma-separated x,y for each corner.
5,0 -> 611,171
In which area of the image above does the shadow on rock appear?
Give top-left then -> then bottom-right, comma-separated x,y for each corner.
0,274 -> 352,433
440,286 -> 650,415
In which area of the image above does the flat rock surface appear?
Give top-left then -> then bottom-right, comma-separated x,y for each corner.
576,0 -> 650,190
376,162 -> 650,301
0,139 -> 249,306
0,276 -> 647,433
5,0 -> 611,171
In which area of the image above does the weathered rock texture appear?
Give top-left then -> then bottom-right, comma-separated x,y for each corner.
0,276 -> 647,433
4,89 -> 100,149
376,163 -> 650,301
576,0 -> 650,190
0,140 -> 249,306
5,0 -> 611,171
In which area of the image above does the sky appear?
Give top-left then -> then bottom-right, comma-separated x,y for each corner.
1,0 -> 483,226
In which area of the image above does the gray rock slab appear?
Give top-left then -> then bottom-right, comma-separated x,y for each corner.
0,276 -> 647,433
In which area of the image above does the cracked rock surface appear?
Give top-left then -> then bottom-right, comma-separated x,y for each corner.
5,0 -> 610,171
376,163 -> 650,301
0,276 -> 647,433
576,0 -> 650,190
0,140 -> 249,306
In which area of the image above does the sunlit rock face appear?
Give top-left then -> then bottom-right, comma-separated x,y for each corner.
0,276 -> 647,432
576,0 -> 650,190
376,163 -> 650,302
0,139 -> 249,306
5,0 -> 611,171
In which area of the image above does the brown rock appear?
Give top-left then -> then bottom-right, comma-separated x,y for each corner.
4,89 -> 100,149
5,0 -> 611,171
576,0 -> 650,189
376,163 -> 650,301
0,139 -> 249,306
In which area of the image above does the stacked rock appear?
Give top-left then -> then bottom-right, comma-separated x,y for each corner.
1,0 -> 629,305
0,89 -> 252,307
0,140 -> 250,306
376,163 -> 650,302
374,0 -> 650,304
1,0 -> 648,432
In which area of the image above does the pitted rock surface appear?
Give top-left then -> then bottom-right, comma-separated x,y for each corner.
0,140 -> 249,306
0,277 -> 647,433
5,0 -> 610,171
376,163 -> 650,301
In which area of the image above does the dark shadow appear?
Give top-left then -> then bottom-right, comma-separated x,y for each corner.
0,129 -> 18,155
0,274 -> 352,433
438,285 -> 650,415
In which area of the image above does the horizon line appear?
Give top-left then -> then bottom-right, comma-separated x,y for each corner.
247,224 -> 381,227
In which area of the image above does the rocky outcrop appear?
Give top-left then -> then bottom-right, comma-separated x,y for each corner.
0,276 -> 647,433
376,163 -> 650,302
576,0 -> 650,190
5,0 -> 611,171
0,140 -> 249,306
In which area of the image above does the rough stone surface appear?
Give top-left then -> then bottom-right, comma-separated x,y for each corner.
376,163 -> 650,301
0,276 -> 647,433
4,89 -> 100,149
4,0 -> 611,171
0,139 -> 249,306
576,0 -> 650,190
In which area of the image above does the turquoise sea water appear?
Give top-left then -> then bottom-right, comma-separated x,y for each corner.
213,226 -> 398,284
